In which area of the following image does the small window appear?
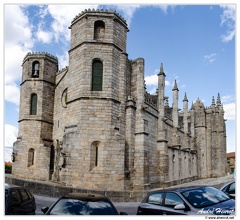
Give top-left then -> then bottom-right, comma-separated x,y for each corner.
92,60 -> 103,91
90,141 -> 100,170
30,93 -> 37,115
28,148 -> 35,167
32,61 -> 40,78
94,20 -> 105,40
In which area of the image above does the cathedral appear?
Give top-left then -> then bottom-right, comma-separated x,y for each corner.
12,9 -> 227,191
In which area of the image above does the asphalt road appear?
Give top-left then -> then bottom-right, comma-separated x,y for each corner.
34,194 -> 140,215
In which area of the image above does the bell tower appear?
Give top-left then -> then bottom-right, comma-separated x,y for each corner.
12,52 -> 58,181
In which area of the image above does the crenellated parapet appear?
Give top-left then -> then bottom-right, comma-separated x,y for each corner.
71,8 -> 127,27
22,51 -> 58,65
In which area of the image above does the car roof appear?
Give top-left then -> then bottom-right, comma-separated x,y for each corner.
62,193 -> 109,201
149,185 -> 213,194
5,183 -> 22,190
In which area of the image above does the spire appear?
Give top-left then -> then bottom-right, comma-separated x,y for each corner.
158,63 -> 166,76
212,96 -> 215,106
217,93 -> 221,106
190,101 -> 194,110
172,80 -> 179,91
183,92 -> 188,102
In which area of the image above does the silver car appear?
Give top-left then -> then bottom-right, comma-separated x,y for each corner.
137,186 -> 235,215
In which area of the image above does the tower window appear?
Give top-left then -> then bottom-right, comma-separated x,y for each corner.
90,141 -> 100,170
61,88 -> 68,107
94,20 -> 105,40
92,60 -> 103,91
32,61 -> 40,78
28,148 -> 35,167
30,93 -> 37,115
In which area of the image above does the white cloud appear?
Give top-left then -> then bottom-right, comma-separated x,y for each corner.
5,84 -> 20,105
221,95 -> 235,103
4,5 -> 33,105
220,5 -> 235,42
36,29 -> 53,44
46,5 -> 98,43
114,5 -> 141,26
223,103 -> 235,120
5,124 -> 18,147
203,53 -> 217,63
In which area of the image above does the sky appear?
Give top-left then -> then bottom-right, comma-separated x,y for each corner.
2,1 -> 237,163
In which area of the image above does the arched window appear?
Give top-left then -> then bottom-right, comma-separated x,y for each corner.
28,148 -> 35,167
94,20 -> 105,40
92,60 -> 103,91
30,93 -> 37,115
61,88 -> 68,107
32,61 -> 40,78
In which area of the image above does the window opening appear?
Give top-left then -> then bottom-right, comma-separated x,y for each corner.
28,148 -> 35,167
32,61 -> 40,77
92,60 -> 103,91
94,20 -> 105,40
30,93 -> 37,115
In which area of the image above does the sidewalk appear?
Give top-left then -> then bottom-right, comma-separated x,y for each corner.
168,174 -> 235,189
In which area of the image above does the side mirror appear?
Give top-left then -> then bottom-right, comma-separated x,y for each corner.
174,204 -> 185,210
41,207 -> 49,214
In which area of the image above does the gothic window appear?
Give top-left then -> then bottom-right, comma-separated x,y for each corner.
32,61 -> 40,78
30,93 -> 37,115
94,20 -> 105,40
61,88 -> 68,107
92,60 -> 103,91
28,148 -> 35,167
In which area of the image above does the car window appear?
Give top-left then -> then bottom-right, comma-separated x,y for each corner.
11,189 -> 21,204
19,189 -> 30,202
49,198 -> 117,215
228,183 -> 235,194
164,192 -> 184,207
147,193 -> 164,205
182,187 -> 230,208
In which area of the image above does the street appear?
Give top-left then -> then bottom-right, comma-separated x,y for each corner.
34,194 -> 140,215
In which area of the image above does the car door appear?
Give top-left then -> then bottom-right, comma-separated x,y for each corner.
162,192 -> 189,215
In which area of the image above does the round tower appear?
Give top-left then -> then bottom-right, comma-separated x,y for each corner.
12,52 -> 58,181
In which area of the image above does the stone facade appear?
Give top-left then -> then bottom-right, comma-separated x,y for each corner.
12,9 -> 227,191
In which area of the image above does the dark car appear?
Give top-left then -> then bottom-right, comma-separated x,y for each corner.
5,183 -> 36,215
220,180 -> 235,199
41,192 -> 128,215
137,186 -> 235,215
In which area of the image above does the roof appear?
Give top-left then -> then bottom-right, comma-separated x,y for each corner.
63,193 -> 108,202
227,152 -> 235,158
149,185 -> 214,194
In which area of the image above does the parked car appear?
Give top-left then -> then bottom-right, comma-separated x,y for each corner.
5,183 -> 36,215
220,180 -> 235,199
41,192 -> 128,215
137,186 -> 235,215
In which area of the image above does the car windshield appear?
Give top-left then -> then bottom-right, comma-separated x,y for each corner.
49,198 -> 117,215
181,187 -> 230,208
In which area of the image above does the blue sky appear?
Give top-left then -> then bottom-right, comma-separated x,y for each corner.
3,2 -> 237,162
